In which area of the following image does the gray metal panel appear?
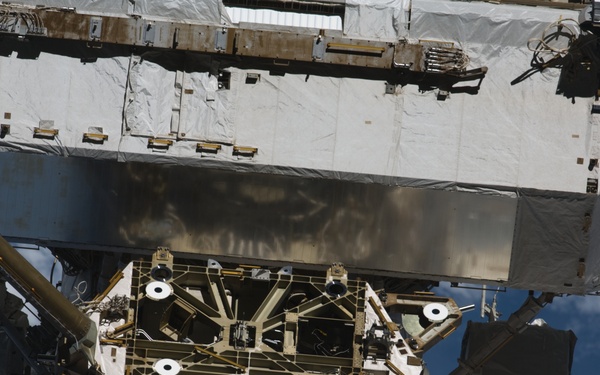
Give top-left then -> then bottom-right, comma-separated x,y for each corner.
586,200 -> 600,291
0,153 -> 516,283
510,192 -> 598,292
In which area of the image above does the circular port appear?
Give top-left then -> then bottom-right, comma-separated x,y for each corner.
151,265 -> 173,281
153,359 -> 181,375
325,281 -> 347,298
146,281 -> 173,301
423,303 -> 449,322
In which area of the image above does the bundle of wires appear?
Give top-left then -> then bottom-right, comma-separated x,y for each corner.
527,17 -> 583,63
424,47 -> 470,73
512,17 -> 600,86
0,6 -> 44,34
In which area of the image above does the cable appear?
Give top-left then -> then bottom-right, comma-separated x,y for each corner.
49,256 -> 58,287
0,6 -> 44,34
311,329 -> 350,357
424,47 -> 470,73
527,18 -> 581,60
71,281 -> 88,307
135,329 -> 153,341
512,17 -> 600,86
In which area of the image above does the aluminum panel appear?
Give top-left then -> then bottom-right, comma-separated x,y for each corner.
510,191 -> 598,292
0,153 -> 515,283
586,201 -> 600,292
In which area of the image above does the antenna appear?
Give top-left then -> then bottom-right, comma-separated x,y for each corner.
481,286 -> 502,322
480,285 -> 486,318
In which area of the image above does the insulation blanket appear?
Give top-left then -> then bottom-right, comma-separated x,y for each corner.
124,56 -> 235,143
344,0 -> 410,40
12,0 -> 229,24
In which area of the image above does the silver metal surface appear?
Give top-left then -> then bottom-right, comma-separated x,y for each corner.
88,17 -> 102,40
214,28 -> 228,51
312,36 -> 326,61
0,153 -> 516,284
143,21 -> 156,45
594,0 -> 600,24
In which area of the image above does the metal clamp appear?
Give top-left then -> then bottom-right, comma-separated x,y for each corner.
215,28 -> 228,51
312,35 -> 326,61
196,142 -> 222,153
0,124 -> 9,138
33,127 -> 58,139
233,146 -> 257,157
143,21 -> 156,45
83,132 -> 108,143
148,138 -> 173,149
89,17 -> 102,40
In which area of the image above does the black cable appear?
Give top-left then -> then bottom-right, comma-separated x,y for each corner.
49,257 -> 57,287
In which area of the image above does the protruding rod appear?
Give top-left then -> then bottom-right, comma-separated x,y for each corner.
0,235 -> 92,341
480,285 -> 486,319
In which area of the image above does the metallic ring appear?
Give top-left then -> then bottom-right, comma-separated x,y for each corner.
325,281 -> 347,298
151,265 -> 173,281
423,303 -> 449,322
146,281 -> 172,301
153,358 -> 181,375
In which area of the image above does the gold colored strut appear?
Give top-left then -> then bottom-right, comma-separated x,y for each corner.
195,346 -> 247,371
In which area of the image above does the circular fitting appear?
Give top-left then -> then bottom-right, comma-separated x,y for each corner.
423,303 -> 449,322
407,338 -> 419,350
153,358 -> 181,375
146,281 -> 173,301
325,281 -> 347,298
151,265 -> 173,281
